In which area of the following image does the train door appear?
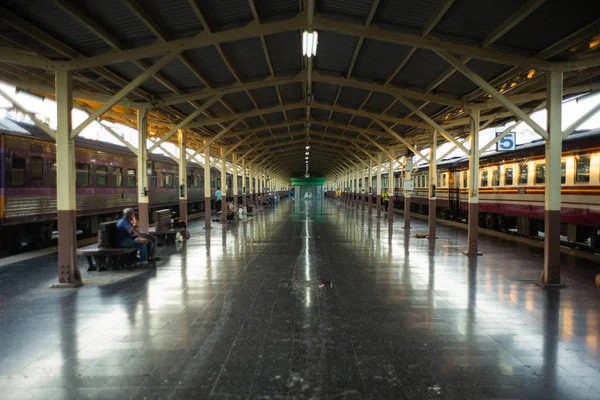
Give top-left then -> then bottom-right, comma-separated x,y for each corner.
447,169 -> 460,220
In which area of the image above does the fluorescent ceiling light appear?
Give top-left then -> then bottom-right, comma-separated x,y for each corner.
302,30 -> 318,57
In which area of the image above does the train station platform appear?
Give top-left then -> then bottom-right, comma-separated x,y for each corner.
0,199 -> 599,400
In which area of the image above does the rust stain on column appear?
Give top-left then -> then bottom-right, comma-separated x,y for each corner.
138,203 -> 149,234
388,195 -> 394,221
368,194 -> 372,214
376,195 -> 381,218
466,202 -> 481,255
428,199 -> 436,238
543,209 -> 561,284
204,197 -> 211,229
221,194 -> 227,222
57,210 -> 81,285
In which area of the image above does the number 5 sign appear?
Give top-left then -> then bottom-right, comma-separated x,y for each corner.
496,131 -> 516,151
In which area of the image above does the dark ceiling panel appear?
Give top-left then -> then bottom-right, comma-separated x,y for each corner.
313,82 -> 339,104
220,37 -> 271,80
158,57 -> 206,92
363,92 -> 395,114
278,82 -> 304,104
352,39 -> 412,83
337,86 -> 370,110
264,31 -> 302,75
433,0 -> 524,44
77,0 -> 157,48
495,0 -> 600,54
183,47 -> 236,87
331,112 -> 353,126
311,108 -> 330,121
262,112 -> 285,124
318,0 -> 373,24
286,109 -> 305,121
193,0 -> 253,31
249,87 -> 279,108
374,0 -> 445,34
223,92 -> 255,113
253,0 -> 298,22
392,49 -> 450,90
139,0 -> 203,39
2,0 -> 111,56
313,31 -> 359,75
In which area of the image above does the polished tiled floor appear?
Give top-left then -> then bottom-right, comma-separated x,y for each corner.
0,199 -> 599,399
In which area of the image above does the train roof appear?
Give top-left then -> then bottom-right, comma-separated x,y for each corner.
0,117 -> 211,170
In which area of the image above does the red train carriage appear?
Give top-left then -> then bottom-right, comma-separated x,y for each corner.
0,119 -> 232,255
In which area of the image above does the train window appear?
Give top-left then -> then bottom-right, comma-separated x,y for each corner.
127,169 -> 136,187
160,173 -> 166,188
166,174 -> 174,188
575,156 -> 590,183
505,167 -> 513,185
463,171 -> 468,188
11,158 -> 25,187
561,162 -> 566,184
535,164 -> 545,184
518,163 -> 528,185
480,170 -> 488,187
76,163 -> 89,187
96,165 -> 107,186
31,157 -> 43,180
113,167 -> 123,187
149,170 -> 157,188
492,168 -> 500,186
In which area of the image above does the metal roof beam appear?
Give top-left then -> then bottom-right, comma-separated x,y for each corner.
312,15 -> 559,70
436,49 -> 548,140
312,72 -> 464,108
70,51 -> 180,138
156,72 -> 305,107
147,96 -> 221,152
312,101 -> 430,130
187,101 -> 304,128
63,13 -> 306,70
0,86 -> 56,139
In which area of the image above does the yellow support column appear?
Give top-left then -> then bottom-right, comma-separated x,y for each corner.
53,70 -> 82,288
203,144 -> 211,230
137,109 -> 150,233
178,129 -> 188,226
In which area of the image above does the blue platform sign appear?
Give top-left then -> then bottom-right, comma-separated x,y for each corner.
496,131 -> 516,151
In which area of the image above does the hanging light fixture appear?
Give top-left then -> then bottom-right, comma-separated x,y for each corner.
302,30 -> 318,58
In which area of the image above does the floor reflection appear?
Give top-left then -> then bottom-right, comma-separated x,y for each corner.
0,199 -> 598,398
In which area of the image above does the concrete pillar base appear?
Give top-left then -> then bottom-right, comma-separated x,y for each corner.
428,199 -> 436,239
466,202 -> 479,255
138,202 -> 149,234
57,209 -> 81,286
179,199 -> 188,223
543,209 -> 561,284
204,197 -> 211,229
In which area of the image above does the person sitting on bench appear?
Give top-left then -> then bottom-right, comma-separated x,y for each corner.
117,208 -> 153,265
131,214 -> 160,261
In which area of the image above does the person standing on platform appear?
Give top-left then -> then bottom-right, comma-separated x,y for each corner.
215,186 -> 222,214
382,189 -> 389,215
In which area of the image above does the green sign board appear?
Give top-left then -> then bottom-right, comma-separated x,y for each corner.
290,177 -> 326,186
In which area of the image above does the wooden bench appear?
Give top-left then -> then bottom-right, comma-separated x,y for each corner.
77,247 -> 137,271
78,221 -> 141,271
149,228 -> 185,245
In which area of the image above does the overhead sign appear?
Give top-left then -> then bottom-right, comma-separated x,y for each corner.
496,131 -> 516,151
